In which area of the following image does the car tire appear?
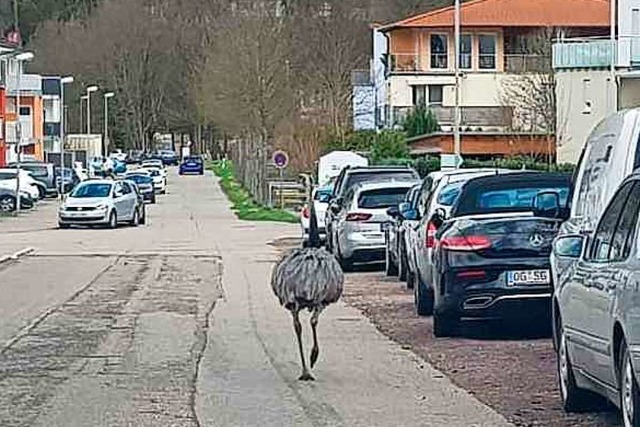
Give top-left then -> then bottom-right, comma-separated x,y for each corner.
140,207 -> 146,225
555,312 -> 596,412
130,209 -> 140,227
406,269 -> 415,290
385,246 -> 398,277
620,341 -> 640,427
398,246 -> 408,282
433,309 -> 458,337
58,222 -> 70,229
0,195 -> 16,212
415,276 -> 434,316
151,195 -> 156,204
108,211 -> 117,229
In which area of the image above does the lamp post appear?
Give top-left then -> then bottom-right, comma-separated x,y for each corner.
85,85 -> 98,134
80,95 -> 88,133
103,92 -> 114,155
453,0 -> 461,168
14,51 -> 34,214
59,76 -> 74,198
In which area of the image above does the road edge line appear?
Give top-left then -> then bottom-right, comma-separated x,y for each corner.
0,247 -> 35,265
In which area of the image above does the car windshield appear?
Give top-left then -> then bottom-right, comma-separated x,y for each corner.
148,170 -> 160,177
454,177 -> 571,216
19,165 -> 48,177
71,183 -> 112,198
126,174 -> 153,184
437,182 -> 464,206
358,187 -> 410,209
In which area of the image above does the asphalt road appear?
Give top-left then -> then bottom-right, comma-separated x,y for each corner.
0,169 -> 511,426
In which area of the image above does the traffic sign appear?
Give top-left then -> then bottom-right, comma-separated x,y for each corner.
440,153 -> 463,170
272,150 -> 289,169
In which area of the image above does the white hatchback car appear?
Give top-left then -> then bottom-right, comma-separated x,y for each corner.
58,180 -> 142,228
140,167 -> 166,194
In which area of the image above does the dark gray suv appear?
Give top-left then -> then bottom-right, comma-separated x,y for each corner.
553,172 -> 640,425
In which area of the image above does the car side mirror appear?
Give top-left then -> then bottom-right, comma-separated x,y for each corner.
553,235 -> 585,259
533,191 -> 561,218
386,205 -> 400,218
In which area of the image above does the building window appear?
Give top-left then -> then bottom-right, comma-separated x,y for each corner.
429,85 -> 444,105
460,35 -> 472,69
430,34 -> 448,69
479,35 -> 497,69
412,85 -> 427,106
19,107 -> 31,116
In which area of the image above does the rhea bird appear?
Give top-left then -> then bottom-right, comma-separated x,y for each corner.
271,203 -> 344,381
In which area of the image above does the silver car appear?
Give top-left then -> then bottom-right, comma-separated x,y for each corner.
553,172 -> 640,424
58,180 -> 142,228
333,181 -> 416,271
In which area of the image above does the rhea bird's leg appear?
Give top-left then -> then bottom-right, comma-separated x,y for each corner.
292,309 -> 314,381
310,306 -> 324,369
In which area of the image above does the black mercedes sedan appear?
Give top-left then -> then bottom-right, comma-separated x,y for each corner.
428,172 -> 571,337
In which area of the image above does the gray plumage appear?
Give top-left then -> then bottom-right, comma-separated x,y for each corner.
271,243 -> 344,381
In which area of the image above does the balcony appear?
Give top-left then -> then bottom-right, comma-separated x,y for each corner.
389,54 -> 422,73
389,53 -> 551,74
392,105 -> 512,128
552,38 -> 614,69
504,55 -> 551,73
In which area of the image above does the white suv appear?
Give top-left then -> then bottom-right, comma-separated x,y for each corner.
58,180 -> 142,229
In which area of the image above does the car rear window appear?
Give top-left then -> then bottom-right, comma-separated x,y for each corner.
185,157 -> 202,163
127,175 -> 153,184
358,187 -> 410,209
344,171 -> 418,193
454,176 -> 571,216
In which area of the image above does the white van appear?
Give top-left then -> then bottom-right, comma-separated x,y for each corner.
551,108 -> 640,282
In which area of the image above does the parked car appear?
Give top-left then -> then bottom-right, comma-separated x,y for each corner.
179,155 -> 204,175
158,149 -> 179,166
428,172 -> 571,337
552,109 -> 640,289
109,149 -> 127,163
300,185 -> 333,245
112,159 -> 127,175
124,172 -> 156,203
384,182 -> 421,279
141,158 -> 165,171
58,180 -> 143,229
553,172 -> 640,423
127,150 -> 144,164
326,166 -> 420,254
0,168 -> 46,200
123,180 -> 147,225
0,187 -> 34,212
411,169 -> 512,314
333,181 -> 416,271
7,162 -> 56,197
140,167 -> 166,194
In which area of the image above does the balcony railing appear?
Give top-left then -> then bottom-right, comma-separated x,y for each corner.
392,105 -> 512,128
552,38 -> 614,69
389,54 -> 421,73
504,54 -> 551,73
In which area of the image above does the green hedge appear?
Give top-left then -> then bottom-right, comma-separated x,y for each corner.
209,160 -> 299,223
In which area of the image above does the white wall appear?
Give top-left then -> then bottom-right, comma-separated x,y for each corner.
555,69 -> 615,163
618,0 -> 640,66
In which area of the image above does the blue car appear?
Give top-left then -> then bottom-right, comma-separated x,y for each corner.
179,156 -> 204,175
113,159 -> 127,175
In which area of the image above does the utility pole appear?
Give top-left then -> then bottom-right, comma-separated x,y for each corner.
453,0 -> 462,168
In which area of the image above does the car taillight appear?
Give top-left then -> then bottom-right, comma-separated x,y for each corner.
346,212 -> 372,221
425,221 -> 437,248
301,205 -> 310,219
440,235 -> 491,251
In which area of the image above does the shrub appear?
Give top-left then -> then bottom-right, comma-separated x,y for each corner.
402,105 -> 440,138
370,130 -> 410,162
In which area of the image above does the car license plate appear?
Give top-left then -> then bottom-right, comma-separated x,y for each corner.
507,270 -> 550,286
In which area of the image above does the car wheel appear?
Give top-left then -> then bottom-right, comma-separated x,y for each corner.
151,195 -> 156,204
398,246 -> 408,282
385,246 -> 398,277
406,269 -> 415,290
108,211 -> 117,229
620,341 -> 640,427
555,312 -> 595,412
130,209 -> 140,227
0,195 -> 16,212
140,207 -> 146,225
433,309 -> 458,337
415,276 -> 434,316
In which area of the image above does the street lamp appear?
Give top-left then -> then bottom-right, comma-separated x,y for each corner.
103,92 -> 114,155
14,51 -> 35,214
80,95 -> 88,132
85,85 -> 98,134
59,76 -> 74,198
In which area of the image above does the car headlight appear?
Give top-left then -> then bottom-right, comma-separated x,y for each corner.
95,203 -> 109,211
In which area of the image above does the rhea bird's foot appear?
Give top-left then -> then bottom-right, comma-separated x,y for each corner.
298,371 -> 315,381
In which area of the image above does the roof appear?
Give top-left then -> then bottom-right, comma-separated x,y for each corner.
379,0 -> 610,31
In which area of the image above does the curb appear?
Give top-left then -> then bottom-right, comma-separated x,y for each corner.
0,247 -> 35,266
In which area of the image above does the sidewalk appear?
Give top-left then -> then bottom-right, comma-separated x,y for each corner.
196,178 -> 511,427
